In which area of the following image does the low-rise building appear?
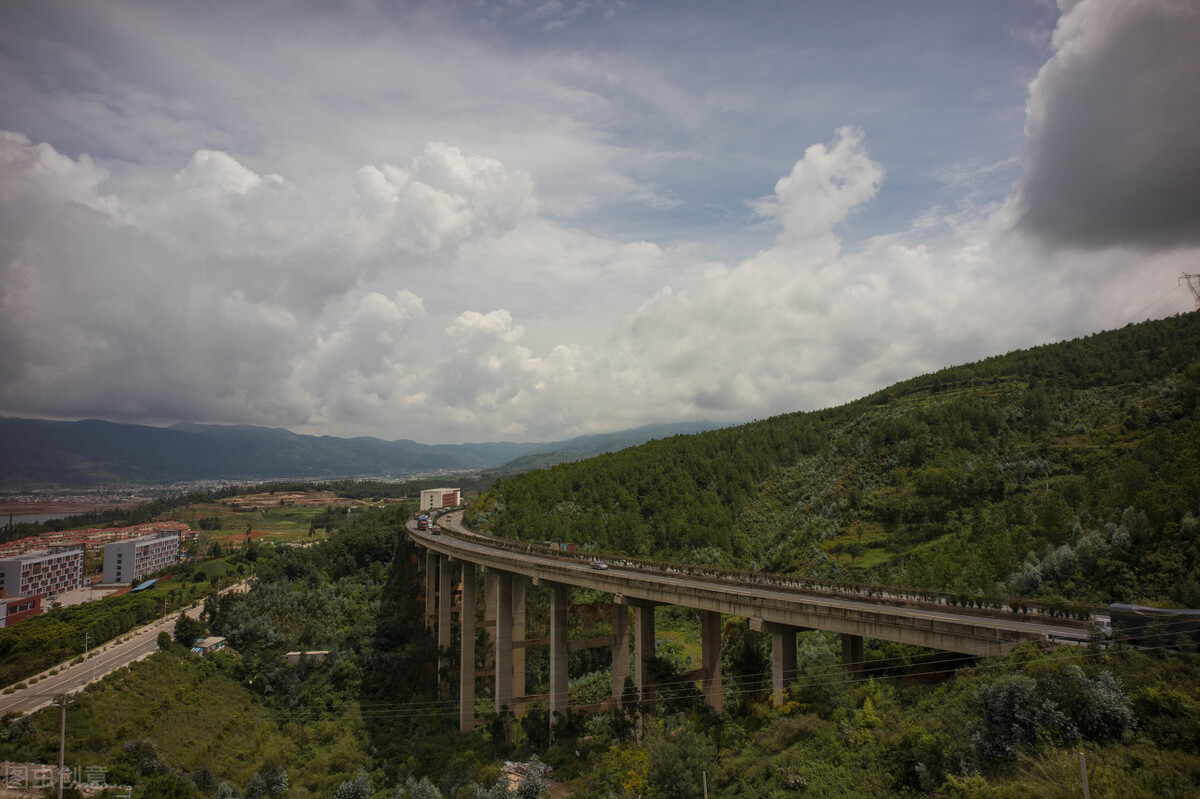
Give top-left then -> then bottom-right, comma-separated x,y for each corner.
419,488 -> 462,511
0,595 -> 42,628
0,544 -> 85,599
102,530 -> 181,584
191,636 -> 226,655
284,650 -> 330,665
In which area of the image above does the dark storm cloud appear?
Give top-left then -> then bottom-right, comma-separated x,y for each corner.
1016,0 -> 1200,250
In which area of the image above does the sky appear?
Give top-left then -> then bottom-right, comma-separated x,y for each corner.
1,0 -> 1198,444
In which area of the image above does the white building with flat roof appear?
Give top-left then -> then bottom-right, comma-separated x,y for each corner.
419,488 -> 462,511
0,544 -> 85,598
102,530 -> 181,584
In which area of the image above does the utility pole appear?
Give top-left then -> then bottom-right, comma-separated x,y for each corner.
1182,273 -> 1200,311
57,694 -> 73,799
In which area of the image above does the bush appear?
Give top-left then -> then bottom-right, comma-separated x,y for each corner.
1130,682 -> 1200,749
971,664 -> 1132,766
643,721 -> 715,799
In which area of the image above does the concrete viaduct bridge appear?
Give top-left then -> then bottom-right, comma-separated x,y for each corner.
409,512 -> 1089,735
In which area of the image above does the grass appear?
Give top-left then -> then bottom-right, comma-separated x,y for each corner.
153,492 -> 361,546
1,649 -> 372,799
656,607 -> 703,670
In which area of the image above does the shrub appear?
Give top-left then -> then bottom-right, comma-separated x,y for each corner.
971,665 -> 1132,766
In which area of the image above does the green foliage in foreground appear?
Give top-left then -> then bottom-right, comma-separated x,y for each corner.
0,505 -> 480,798
568,643 -> 1200,799
0,591 -> 164,687
468,313 -> 1200,607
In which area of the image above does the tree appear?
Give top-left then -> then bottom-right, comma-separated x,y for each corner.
157,631 -> 172,651
514,756 -> 550,799
643,721 -> 715,799
243,772 -> 266,799
191,766 -> 217,795
139,772 -> 202,798
174,612 -> 204,647
395,776 -> 443,799
333,768 -> 372,799
258,765 -> 288,795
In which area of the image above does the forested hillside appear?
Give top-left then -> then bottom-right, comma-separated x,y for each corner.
3,469 -> 1197,797
468,312 -> 1200,608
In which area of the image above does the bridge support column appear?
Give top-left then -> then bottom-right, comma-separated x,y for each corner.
761,621 -> 797,705
773,628 -> 797,703
512,577 -> 527,717
842,633 -> 864,680
700,610 -> 722,715
483,571 -> 497,625
548,582 -> 569,729
634,604 -> 656,713
438,556 -> 454,691
424,549 -> 436,631
611,604 -> 630,707
483,570 -> 497,673
460,562 -> 476,733
493,571 -> 514,717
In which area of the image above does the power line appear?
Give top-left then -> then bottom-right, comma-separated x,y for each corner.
1181,273 -> 1200,311
50,632 -> 1193,728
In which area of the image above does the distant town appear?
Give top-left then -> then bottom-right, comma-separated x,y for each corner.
0,486 -> 464,631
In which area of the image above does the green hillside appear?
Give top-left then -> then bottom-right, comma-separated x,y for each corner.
468,312 -> 1200,608
3,480 -> 1197,797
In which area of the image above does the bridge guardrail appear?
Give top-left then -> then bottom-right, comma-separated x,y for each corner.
424,511 -> 1096,630
418,520 -> 1041,648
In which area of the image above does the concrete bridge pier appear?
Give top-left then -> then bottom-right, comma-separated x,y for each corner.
753,619 -> 799,705
634,603 -> 656,713
460,562 -> 477,733
700,610 -> 722,715
842,633 -> 864,680
512,577 -> 527,717
493,570 -> 514,717
483,570 -> 497,625
769,624 -> 798,704
424,549 -> 437,630
611,603 -> 630,707
482,570 -> 497,675
438,555 -> 454,689
548,582 -> 569,729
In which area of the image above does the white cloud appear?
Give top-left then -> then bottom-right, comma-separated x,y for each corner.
754,127 -> 885,253
175,149 -> 272,194
2,1 -> 1197,446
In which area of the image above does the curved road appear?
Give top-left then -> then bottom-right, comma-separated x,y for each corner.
416,513 -> 1087,655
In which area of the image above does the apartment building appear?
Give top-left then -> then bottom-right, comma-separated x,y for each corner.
0,544 -> 85,598
102,530 -> 181,584
419,488 -> 462,511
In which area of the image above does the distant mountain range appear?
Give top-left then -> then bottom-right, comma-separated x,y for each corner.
0,417 -> 722,490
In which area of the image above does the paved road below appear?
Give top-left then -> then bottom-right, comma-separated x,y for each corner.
0,581 -> 249,717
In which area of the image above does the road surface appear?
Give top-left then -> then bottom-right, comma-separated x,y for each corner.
0,581 -> 248,717
426,512 -> 1088,647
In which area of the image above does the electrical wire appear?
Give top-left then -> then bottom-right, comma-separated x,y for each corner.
47,630 -> 1193,727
